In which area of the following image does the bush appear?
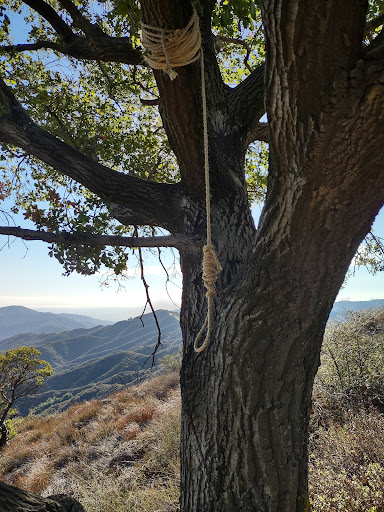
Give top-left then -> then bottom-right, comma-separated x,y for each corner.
160,349 -> 182,374
315,309 -> 384,410
309,409 -> 384,511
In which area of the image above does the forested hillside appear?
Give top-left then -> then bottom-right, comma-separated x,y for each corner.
2,310 -> 181,415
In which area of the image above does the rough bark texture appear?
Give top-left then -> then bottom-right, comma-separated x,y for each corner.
1,0 -> 384,511
0,480 -> 85,512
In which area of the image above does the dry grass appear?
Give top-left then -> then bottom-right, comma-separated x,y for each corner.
309,408 -> 384,511
0,371 -> 181,512
2,368 -> 384,511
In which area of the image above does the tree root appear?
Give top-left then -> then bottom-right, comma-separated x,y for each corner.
0,480 -> 85,512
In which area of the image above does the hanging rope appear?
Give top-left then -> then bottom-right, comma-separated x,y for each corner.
141,10 -> 222,353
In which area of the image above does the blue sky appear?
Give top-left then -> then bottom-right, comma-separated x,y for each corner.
0,197 -> 183,321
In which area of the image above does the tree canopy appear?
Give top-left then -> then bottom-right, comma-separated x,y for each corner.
0,1 -> 383,275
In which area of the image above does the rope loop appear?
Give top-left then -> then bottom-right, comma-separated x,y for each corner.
193,243 -> 222,353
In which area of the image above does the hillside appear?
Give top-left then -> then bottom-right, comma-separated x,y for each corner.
0,306 -> 112,341
5,310 -> 182,415
1,371 -> 383,512
0,372 -> 181,512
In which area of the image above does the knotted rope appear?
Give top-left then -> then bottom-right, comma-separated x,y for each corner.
141,10 -> 222,353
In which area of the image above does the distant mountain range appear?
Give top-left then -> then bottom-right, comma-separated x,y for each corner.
329,299 -> 384,321
0,309 -> 181,415
0,306 -> 113,341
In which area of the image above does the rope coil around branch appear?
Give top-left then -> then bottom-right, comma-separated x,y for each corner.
140,10 -> 222,352
141,9 -> 201,80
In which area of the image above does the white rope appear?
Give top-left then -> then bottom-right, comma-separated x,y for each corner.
141,10 -> 201,80
140,11 -> 222,353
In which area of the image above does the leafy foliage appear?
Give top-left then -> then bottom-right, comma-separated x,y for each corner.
0,0 -> 271,276
309,410 -> 384,512
1,0 -> 383,277
315,309 -> 384,405
0,346 -> 52,445
0,346 -> 52,401
354,232 -> 384,274
160,348 -> 182,373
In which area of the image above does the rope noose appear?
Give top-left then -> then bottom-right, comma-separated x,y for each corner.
140,10 -> 222,353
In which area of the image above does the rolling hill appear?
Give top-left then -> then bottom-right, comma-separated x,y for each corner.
0,309 -> 182,415
0,306 -> 112,341
329,299 -> 384,321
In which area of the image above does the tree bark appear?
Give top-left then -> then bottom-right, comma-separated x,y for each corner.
0,480 -> 84,512
176,1 -> 384,502
0,423 -> 7,448
178,136 -> 384,512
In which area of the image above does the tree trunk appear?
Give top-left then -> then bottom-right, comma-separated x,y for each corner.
1,1 -> 384,511
178,122 -> 384,511
0,480 -> 85,512
179,215 -> 347,511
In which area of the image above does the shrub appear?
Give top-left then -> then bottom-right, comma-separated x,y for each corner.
315,309 -> 384,410
309,409 -> 384,511
160,349 -> 182,374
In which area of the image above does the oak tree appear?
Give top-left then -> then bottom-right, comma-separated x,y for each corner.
0,347 -> 52,447
1,1 -> 384,510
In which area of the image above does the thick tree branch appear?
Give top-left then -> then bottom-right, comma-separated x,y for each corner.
140,0 -> 228,198
229,65 -> 266,150
1,38 -> 143,65
140,98 -> 160,106
2,42 -> 63,53
1,0 -> 143,65
0,77 -> 182,232
256,0 -> 384,267
57,0 -> 102,36
364,13 -> 384,35
261,0 -> 368,173
0,226 -> 200,249
23,0 -> 74,38
0,480 -> 85,512
250,123 -> 269,142
364,26 -> 384,59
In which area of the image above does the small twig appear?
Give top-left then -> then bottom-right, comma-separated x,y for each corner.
132,66 -> 159,96
368,231 -> 384,257
97,61 -> 114,89
216,35 -> 253,72
154,228 -> 181,309
133,227 -> 162,368
45,105 -> 76,144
